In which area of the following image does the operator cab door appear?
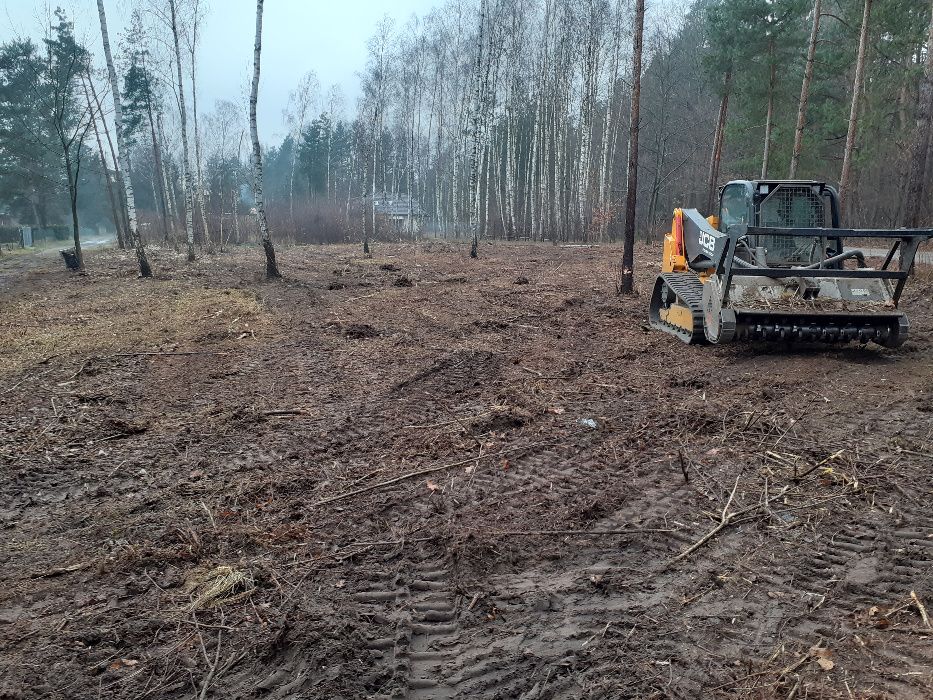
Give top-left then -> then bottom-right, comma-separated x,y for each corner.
719,182 -> 754,264
719,183 -> 751,233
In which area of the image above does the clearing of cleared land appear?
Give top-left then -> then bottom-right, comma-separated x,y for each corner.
0,241 -> 931,699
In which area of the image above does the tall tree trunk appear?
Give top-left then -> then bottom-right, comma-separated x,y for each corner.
190,41 -> 211,250
598,6 -> 623,243
839,0 -> 873,221
289,129 -> 300,227
790,0 -> 822,179
251,0 -> 282,278
144,85 -> 172,242
169,0 -> 196,262
367,104 -> 378,254
619,0 -> 644,295
761,39 -> 775,179
156,109 -> 181,243
900,0 -> 933,229
63,146 -> 84,271
706,67 -> 732,215
97,0 -> 152,277
231,188 -> 241,246
86,53 -> 128,247
81,75 -> 124,249
469,0 -> 487,258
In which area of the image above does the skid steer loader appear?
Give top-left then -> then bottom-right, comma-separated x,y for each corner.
648,180 -> 933,347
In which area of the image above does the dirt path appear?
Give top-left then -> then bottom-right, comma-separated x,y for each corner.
1,242 -> 931,699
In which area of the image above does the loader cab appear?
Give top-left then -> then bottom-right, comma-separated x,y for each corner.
718,180 -> 843,267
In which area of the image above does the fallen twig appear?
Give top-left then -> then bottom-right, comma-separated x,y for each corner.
31,561 -> 91,578
283,538 -> 436,568
911,591 -> 932,629
668,480 -> 789,566
777,637 -> 824,679
262,409 -> 315,417
200,501 -> 217,531
793,449 -> 846,481
309,443 -> 547,509
197,625 -> 222,700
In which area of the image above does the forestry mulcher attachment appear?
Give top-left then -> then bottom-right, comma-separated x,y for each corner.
649,180 -> 933,347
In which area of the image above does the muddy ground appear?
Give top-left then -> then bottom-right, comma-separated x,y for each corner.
0,241 -> 931,700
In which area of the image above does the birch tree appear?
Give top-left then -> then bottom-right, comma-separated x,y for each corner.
122,11 -> 174,243
96,0 -> 152,277
81,74 -> 124,249
169,0 -> 196,261
285,71 -> 320,225
468,0 -> 488,258
251,0 -> 282,278
760,37 -> 775,178
85,68 -> 130,240
186,0 -> 211,250
361,18 -> 394,255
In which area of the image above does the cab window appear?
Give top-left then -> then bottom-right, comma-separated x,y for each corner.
719,185 -> 748,231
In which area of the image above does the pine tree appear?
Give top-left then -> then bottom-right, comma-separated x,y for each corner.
0,39 -> 60,227
838,0 -> 873,220
901,0 -> 933,229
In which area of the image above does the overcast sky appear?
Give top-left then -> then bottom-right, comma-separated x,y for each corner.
2,0 -> 439,144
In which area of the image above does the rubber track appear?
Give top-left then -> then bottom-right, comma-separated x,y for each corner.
652,272 -> 706,344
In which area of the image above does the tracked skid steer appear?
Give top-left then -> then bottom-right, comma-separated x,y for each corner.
648,180 -> 933,347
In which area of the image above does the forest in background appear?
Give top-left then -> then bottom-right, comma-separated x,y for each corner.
1,0 -> 932,255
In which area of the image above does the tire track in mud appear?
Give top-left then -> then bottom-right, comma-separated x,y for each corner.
277,348 -> 501,468
230,326 -> 933,697
658,500 -> 933,697
353,552 -> 459,699
366,450 -> 707,699
378,450 -> 933,698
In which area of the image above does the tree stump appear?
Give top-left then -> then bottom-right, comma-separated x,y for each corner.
60,248 -> 81,271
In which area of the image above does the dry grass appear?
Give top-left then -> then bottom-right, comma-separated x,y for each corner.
0,281 -> 269,374
185,565 -> 255,611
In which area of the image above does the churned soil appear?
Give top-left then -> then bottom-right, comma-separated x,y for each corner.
1,240 -> 931,699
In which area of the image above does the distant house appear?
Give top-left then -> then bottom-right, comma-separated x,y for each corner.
370,194 -> 424,234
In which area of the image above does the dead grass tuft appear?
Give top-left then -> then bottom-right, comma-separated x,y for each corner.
185,565 -> 255,610
0,283 -> 269,374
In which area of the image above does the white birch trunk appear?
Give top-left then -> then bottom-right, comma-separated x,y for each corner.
468,0 -> 487,257
169,0 -> 196,261
97,0 -> 151,276
190,46 -> 211,249
156,110 -> 180,245
251,0 -> 281,277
